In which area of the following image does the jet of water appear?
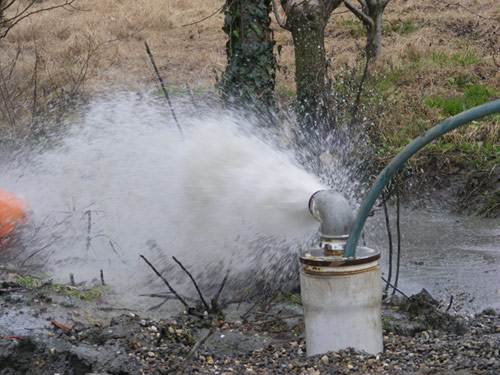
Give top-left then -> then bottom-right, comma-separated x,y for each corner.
1,92 -> 360,306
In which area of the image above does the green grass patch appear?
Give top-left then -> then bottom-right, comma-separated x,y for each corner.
342,18 -> 420,38
424,84 -> 498,116
277,291 -> 302,305
151,84 -> 208,98
384,19 -> 420,35
451,50 -> 480,67
15,275 -> 44,289
378,129 -> 498,170
342,19 -> 364,37
447,73 -> 477,89
372,67 -> 406,95
431,50 -> 480,68
375,108 -> 498,171
15,275 -> 104,301
426,140 -> 499,169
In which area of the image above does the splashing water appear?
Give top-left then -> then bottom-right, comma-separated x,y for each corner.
1,92 -> 360,305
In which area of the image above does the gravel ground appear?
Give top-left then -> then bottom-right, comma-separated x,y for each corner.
1,275 -> 499,375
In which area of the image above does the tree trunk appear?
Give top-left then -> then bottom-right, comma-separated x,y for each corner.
283,0 -> 342,134
365,10 -> 383,61
288,6 -> 327,132
220,0 -> 276,110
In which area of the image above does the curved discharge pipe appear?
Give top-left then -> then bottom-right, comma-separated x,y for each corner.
344,99 -> 500,258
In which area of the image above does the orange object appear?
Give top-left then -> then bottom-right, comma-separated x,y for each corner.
0,189 -> 26,239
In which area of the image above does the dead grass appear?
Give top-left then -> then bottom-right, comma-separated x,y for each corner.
0,0 -> 499,158
2,0 -> 497,92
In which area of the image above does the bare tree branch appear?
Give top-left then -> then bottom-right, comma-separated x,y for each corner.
144,41 -> 184,137
343,0 -> 373,26
140,254 -> 190,309
181,3 -> 226,27
172,256 -> 210,311
0,1 -> 78,39
0,1 -> 17,14
210,269 -> 229,312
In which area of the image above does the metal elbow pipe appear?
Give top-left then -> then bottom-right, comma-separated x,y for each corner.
308,190 -> 354,241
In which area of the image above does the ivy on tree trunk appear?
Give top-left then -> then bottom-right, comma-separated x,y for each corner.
219,0 -> 276,111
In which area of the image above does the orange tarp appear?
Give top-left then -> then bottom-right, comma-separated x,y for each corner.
0,189 -> 26,239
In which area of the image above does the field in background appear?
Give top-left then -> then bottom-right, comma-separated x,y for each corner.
0,0 -> 499,210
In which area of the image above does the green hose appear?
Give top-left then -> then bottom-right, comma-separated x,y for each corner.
344,99 -> 500,258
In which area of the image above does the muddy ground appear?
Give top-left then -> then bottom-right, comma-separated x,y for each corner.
1,268 -> 499,375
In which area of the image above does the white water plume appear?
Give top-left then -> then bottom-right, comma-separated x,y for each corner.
0,92 -> 359,305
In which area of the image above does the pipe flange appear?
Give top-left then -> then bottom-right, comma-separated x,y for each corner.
300,246 -> 380,269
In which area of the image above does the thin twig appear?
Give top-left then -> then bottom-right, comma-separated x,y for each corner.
172,256 -> 210,311
182,328 -> 215,372
84,210 -> 92,251
211,269 -> 229,311
185,83 -> 197,106
107,240 -> 128,265
6,45 -> 22,80
108,240 -> 119,255
241,299 -> 261,320
381,276 -> 408,299
0,0 -> 78,39
182,3 -> 225,27
382,193 -> 393,294
140,293 -> 198,303
140,255 -> 189,308
30,39 -> 39,129
350,53 -> 371,126
147,298 -> 169,311
445,295 -> 454,313
144,41 -> 183,136
20,237 -> 61,266
392,192 -> 402,296
0,64 -> 16,128
446,2 -> 494,20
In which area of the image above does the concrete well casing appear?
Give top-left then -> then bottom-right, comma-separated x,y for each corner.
300,248 -> 383,356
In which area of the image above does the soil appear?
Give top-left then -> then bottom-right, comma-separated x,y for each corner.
1,270 -> 499,375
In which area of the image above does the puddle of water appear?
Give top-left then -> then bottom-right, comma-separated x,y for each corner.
368,207 -> 500,312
